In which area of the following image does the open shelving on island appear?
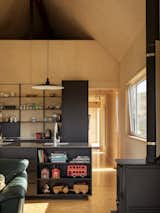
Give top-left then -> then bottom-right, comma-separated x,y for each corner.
36,146 -> 92,199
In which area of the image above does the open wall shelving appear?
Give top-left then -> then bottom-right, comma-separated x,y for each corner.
0,83 -> 62,138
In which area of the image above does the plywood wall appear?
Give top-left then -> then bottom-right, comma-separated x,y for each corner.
89,89 -> 119,164
0,40 -> 119,89
119,27 -> 146,159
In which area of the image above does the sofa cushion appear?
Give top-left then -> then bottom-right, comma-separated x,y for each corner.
0,174 -> 6,191
0,171 -> 27,203
0,159 -> 29,184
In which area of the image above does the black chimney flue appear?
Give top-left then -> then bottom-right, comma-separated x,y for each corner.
146,0 -> 159,163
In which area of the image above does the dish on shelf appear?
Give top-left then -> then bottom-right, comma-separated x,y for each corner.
0,142 -> 15,145
48,93 -> 61,97
20,104 -> 43,110
0,92 -> 16,97
2,105 -> 17,110
46,105 -> 61,110
21,121 -> 43,123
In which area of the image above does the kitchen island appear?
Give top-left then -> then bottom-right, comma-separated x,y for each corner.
0,141 -> 92,199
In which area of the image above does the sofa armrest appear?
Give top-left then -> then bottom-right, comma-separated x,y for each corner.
0,159 -> 29,184
0,171 -> 27,203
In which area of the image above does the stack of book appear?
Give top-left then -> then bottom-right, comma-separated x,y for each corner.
49,152 -> 67,163
69,156 -> 90,164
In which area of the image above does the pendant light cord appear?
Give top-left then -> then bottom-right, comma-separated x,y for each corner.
46,40 -> 49,80
30,40 -> 33,84
30,0 -> 34,39
29,0 -> 33,85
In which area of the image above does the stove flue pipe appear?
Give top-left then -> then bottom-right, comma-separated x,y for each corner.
146,0 -> 159,163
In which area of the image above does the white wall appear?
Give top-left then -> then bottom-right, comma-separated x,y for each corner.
119,27 -> 146,158
0,40 -> 119,89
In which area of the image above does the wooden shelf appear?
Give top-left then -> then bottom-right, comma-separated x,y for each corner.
21,96 -> 61,98
21,96 -> 43,98
21,121 -> 44,123
45,109 -> 61,111
20,109 -> 61,111
21,121 -> 61,123
20,109 -> 43,111
0,96 -> 61,98
0,109 -> 19,110
0,121 -> 20,124
0,96 -> 19,98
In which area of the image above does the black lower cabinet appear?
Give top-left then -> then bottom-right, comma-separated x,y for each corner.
0,122 -> 20,138
0,144 -> 92,199
114,161 -> 160,213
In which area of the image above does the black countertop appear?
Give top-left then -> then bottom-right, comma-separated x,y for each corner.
0,140 -> 90,149
3,138 -> 55,143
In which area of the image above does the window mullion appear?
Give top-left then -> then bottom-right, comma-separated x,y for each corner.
135,84 -> 138,136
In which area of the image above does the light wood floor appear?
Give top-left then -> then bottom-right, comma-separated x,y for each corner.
24,150 -> 116,213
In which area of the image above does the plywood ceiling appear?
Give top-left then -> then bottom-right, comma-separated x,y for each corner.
0,0 -> 145,62
45,0 -> 145,61
0,0 -> 29,38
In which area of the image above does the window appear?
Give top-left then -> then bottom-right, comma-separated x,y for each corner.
128,79 -> 146,139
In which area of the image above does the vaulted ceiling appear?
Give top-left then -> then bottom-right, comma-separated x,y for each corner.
0,0 -> 145,61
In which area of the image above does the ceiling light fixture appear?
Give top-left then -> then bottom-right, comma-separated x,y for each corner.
32,40 -> 64,90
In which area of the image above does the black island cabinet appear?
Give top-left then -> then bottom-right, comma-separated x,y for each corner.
0,143 -> 92,199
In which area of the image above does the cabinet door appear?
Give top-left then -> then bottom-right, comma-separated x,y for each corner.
117,165 -> 126,213
0,122 -> 20,138
62,81 -> 88,143
126,166 -> 160,212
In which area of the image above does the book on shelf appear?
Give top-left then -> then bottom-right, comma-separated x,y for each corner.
38,149 -> 45,163
49,152 -> 67,163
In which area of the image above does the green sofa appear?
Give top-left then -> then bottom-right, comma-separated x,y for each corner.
0,159 -> 29,213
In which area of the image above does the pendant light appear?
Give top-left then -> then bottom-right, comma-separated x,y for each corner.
32,40 -> 64,90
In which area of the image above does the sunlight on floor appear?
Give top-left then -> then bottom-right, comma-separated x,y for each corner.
92,168 -> 116,172
24,202 -> 49,213
92,151 -> 105,154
